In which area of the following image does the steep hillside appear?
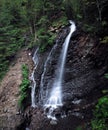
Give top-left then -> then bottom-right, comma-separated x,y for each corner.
0,49 -> 33,129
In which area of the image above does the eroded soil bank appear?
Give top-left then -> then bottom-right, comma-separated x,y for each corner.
0,48 -> 33,129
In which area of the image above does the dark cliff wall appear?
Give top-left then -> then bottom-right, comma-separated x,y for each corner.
27,23 -> 108,130
34,25 -> 108,105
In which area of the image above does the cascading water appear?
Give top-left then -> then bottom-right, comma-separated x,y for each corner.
40,43 -> 58,103
44,21 -> 76,120
30,48 -> 39,107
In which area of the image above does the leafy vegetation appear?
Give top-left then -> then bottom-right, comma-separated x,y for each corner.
0,0 -> 107,80
0,0 -> 27,80
91,74 -> 108,130
0,28 -> 24,80
18,64 -> 30,109
91,96 -> 108,130
34,0 -> 68,52
0,0 -> 68,79
63,0 -> 108,35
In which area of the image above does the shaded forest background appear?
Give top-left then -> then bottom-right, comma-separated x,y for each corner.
0,0 -> 108,80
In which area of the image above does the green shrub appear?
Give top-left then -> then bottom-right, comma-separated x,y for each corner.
36,26 -> 57,52
18,64 -> 30,109
37,16 -> 49,26
52,16 -> 68,27
91,96 -> 108,130
0,25 -> 25,80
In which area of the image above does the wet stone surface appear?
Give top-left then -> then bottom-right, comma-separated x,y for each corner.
27,25 -> 108,130
35,27 -> 108,104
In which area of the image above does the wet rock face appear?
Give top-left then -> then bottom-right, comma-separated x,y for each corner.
35,27 -> 108,105
28,107 -> 86,130
64,34 -> 108,100
35,27 -> 69,104
27,26 -> 108,130
0,114 -> 24,130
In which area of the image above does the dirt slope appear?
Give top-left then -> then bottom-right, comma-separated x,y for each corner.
0,48 -> 33,129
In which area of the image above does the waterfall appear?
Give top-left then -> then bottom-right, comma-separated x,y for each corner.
30,48 -> 39,107
44,21 -> 76,120
40,43 -> 58,103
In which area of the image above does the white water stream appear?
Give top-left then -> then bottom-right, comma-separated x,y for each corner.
40,43 -> 58,102
30,48 -> 39,107
44,21 -> 76,120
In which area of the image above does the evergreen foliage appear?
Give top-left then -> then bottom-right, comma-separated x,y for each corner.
1,0 -> 107,80
0,0 -> 26,80
0,1 -> 107,83
0,0 -> 69,80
